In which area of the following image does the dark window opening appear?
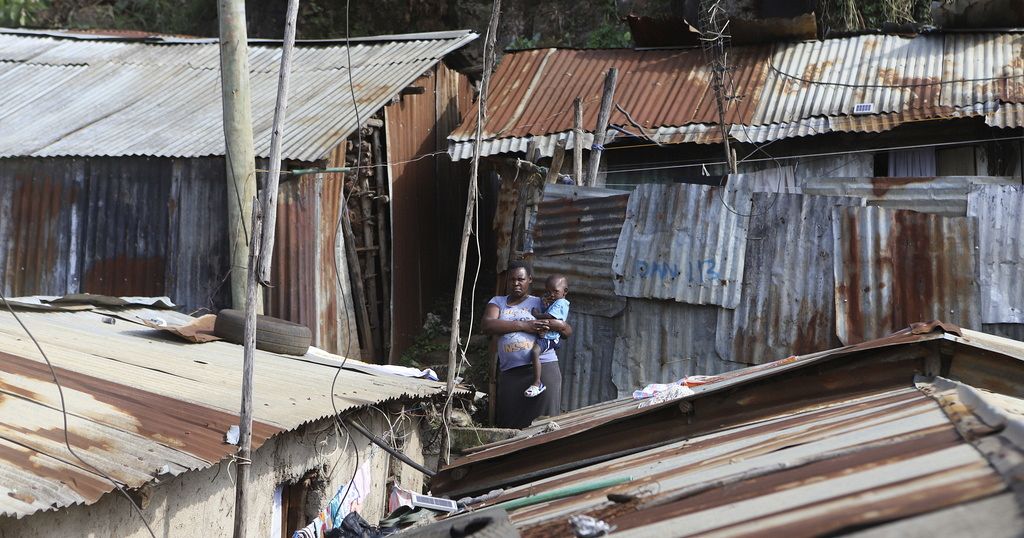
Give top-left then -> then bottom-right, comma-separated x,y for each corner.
873,152 -> 889,177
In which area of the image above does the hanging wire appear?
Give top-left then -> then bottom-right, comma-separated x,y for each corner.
0,292 -> 157,538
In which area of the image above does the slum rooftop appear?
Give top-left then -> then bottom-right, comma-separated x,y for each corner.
0,27 -> 476,162
434,322 -> 1024,536
0,298 -> 457,518
449,30 -> 1024,159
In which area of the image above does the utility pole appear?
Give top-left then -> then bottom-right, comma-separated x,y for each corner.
232,198 -> 262,538
219,0 -> 261,312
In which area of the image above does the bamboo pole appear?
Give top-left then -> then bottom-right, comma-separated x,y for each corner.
218,0 -> 260,312
585,67 -> 618,187
232,197 -> 262,538
258,0 -> 301,283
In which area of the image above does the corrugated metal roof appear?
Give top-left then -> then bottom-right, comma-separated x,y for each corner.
802,175 -> 1020,216
451,47 -> 770,141
612,182 -> 753,308
500,384 -> 1016,537
968,184 -> 1024,324
832,206 -> 982,345
434,330 -> 1024,535
0,307 -> 455,518
718,193 -> 854,364
449,32 -> 1024,159
0,30 -> 476,161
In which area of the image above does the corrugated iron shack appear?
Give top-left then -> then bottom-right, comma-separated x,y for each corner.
0,28 -> 477,361
451,30 -> 1024,414
431,324 -> 1024,537
0,301 -> 461,537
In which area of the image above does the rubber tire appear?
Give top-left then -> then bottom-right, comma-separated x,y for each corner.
214,309 -> 312,356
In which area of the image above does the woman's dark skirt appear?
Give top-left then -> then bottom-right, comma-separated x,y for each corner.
496,361 -> 562,429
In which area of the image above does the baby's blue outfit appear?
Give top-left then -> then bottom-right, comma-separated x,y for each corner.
541,298 -> 570,342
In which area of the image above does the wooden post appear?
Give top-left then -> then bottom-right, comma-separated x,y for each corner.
342,205 -> 377,360
445,0 -> 502,462
573,97 -> 584,186
545,140 -> 567,184
371,129 -> 391,360
232,196 -> 262,538
257,0 -> 300,283
218,0 -> 261,312
586,67 -> 618,187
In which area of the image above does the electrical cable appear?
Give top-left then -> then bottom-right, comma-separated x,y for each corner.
0,292 -> 158,538
328,0 -> 363,508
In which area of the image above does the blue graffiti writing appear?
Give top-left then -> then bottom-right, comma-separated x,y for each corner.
635,258 -> 720,283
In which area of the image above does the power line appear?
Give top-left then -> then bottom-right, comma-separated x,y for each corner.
0,292 -> 158,538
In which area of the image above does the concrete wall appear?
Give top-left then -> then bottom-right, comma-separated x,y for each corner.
0,406 -> 428,537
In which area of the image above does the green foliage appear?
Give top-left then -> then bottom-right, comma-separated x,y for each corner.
0,0 -> 48,27
585,22 -> 631,48
508,33 -> 539,50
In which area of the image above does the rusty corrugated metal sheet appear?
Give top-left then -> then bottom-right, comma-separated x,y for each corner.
387,64 -> 474,358
718,193 -> 854,365
832,205 -> 982,345
434,322 -> 996,495
968,184 -> 1024,324
450,33 -> 1024,158
264,173 -> 358,357
0,157 -> 230,314
0,307 -> 457,518
801,175 -> 1020,216
501,385 -> 1013,537
612,298 -> 743,395
612,182 -> 753,308
449,46 -> 770,142
0,30 -> 476,161
533,194 -> 628,256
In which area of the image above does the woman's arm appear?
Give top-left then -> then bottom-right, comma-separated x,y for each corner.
480,303 -> 549,335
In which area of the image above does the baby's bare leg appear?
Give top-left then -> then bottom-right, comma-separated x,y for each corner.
529,342 -> 544,386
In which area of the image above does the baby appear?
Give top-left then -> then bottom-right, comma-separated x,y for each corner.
525,274 -> 570,397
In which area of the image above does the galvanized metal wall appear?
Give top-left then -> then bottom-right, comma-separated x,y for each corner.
718,193 -> 855,364
832,205 -> 982,344
612,182 -> 753,308
0,156 -> 359,356
968,184 -> 1024,324
0,156 -> 229,311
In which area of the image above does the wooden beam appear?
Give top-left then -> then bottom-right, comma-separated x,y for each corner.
573,97 -> 584,186
586,67 -> 618,187
545,140 -> 567,184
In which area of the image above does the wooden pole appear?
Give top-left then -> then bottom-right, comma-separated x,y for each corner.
258,0 -> 300,283
445,0 -> 502,462
573,97 -> 584,186
545,140 -> 567,184
232,196 -> 262,538
586,67 -> 618,187
218,0 -> 261,312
